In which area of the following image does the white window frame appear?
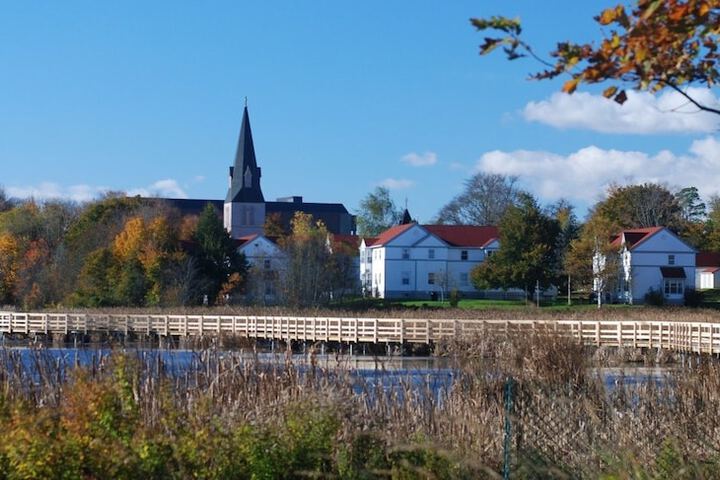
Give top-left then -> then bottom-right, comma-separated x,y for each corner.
428,249 -> 435,259
664,279 -> 684,296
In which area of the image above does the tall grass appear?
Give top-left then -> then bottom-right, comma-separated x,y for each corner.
14,303 -> 720,322
0,337 -> 719,478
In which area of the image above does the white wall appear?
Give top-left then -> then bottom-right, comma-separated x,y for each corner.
624,230 -> 695,304
365,225 -> 494,299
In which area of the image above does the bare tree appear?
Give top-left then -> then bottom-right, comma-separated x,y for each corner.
435,173 -> 520,225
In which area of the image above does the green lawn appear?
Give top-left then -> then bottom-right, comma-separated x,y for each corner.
330,296 -> 630,311
332,292 -> 720,312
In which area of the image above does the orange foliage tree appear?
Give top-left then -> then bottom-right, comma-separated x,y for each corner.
472,1 -> 720,114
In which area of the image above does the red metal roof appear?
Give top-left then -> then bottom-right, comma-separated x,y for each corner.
423,225 -> 499,247
371,223 -> 500,248
697,252 -> 720,267
610,227 -> 664,250
362,237 -> 378,247
371,223 -> 417,246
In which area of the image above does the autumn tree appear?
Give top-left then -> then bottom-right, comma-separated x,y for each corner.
72,248 -> 118,307
564,183 -> 681,298
356,187 -> 402,236
110,215 -> 180,306
595,183 -> 682,230
279,212 -> 332,307
326,236 -> 361,301
435,173 -> 519,225
471,193 -> 560,299
263,212 -> 286,238
0,233 -> 20,305
473,1 -> 720,114
549,199 -> 581,298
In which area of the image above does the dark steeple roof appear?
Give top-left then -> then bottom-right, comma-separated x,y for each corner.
400,208 -> 413,225
225,106 -> 265,203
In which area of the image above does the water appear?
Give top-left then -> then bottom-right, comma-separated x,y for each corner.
1,347 -> 672,399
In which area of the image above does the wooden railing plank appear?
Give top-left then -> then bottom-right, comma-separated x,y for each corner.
1,311 -> 719,355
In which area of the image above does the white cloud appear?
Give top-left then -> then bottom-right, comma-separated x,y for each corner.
401,151 -> 437,167
6,182 -> 108,203
127,179 -> 188,199
475,136 -> 720,204
523,88 -> 720,134
378,178 -> 414,190
7,178 -> 188,202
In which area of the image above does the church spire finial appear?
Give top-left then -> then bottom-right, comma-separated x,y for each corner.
244,96 -> 248,108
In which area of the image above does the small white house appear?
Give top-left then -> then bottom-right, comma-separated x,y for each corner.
696,252 -> 720,290
359,223 -> 499,299
597,227 -> 696,305
237,234 -> 284,302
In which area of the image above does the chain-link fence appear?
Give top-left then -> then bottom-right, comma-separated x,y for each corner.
499,375 -> 720,479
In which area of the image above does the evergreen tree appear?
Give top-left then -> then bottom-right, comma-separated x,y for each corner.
192,203 -> 247,305
471,193 -> 560,298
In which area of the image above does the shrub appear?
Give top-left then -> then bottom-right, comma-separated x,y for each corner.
683,288 -> 702,308
449,289 -> 460,307
644,287 -> 664,306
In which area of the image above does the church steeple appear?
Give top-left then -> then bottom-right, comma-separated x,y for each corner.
225,106 -> 264,203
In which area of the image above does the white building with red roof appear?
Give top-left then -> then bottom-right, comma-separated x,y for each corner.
696,252 -> 720,290
237,234 -> 284,302
359,223 -> 499,299
600,227 -> 696,304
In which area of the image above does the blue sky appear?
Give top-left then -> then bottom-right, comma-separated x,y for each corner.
2,1 -> 719,222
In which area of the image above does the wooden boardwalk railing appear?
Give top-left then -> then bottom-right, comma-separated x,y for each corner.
1,311 -> 719,354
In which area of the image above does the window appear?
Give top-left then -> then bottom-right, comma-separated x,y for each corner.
460,272 -> 469,286
401,271 -> 410,286
486,250 -> 494,257
428,272 -> 435,285
263,259 -> 271,270
668,255 -> 675,265
664,279 -> 684,296
428,249 -> 435,259
402,248 -> 410,260
461,250 -> 468,261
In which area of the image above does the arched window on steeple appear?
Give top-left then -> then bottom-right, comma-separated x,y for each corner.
244,166 -> 253,188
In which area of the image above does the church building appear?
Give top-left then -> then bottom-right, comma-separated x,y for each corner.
156,106 -> 356,237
